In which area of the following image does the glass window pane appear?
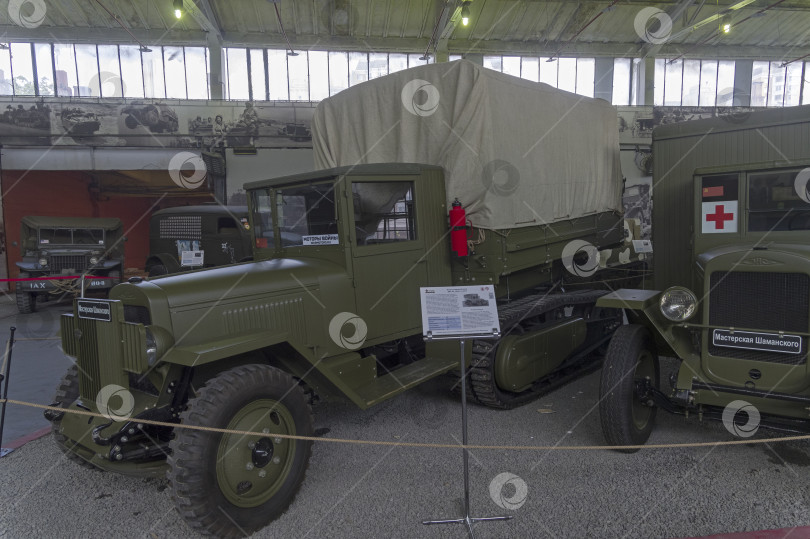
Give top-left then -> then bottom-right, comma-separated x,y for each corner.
268,50 -> 288,100
611,58 -> 630,106
250,49 -> 266,101
557,58 -> 576,93
716,60 -> 735,106
369,53 -> 387,79
142,48 -> 165,98
73,44 -> 99,96
664,60 -> 683,106
630,59 -> 641,106
698,61 -> 717,106
805,63 -> 810,105
539,58 -> 557,87
33,43 -> 54,96
329,52 -> 348,96
408,53 -> 429,67
53,44 -> 76,96
118,46 -> 144,98
97,45 -> 122,97
185,47 -> 208,99
389,53 -> 407,73
449,54 -> 462,62
681,60 -> 700,106
750,61 -> 769,107
164,46 -> 187,98
349,52 -> 367,86
309,51 -> 329,100
785,62 -> 802,107
654,58 -> 665,106
502,56 -> 520,77
11,43 -> 35,95
483,56 -> 502,72
288,52 -> 309,100
575,58 -> 594,97
0,46 -> 12,95
768,61 -> 786,107
521,57 -> 539,82
226,48 -> 248,100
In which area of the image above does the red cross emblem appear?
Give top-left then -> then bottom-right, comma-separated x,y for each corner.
706,204 -> 734,230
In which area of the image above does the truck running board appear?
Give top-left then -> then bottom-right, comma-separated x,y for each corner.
354,356 -> 458,409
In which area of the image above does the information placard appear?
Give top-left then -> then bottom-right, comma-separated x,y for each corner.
420,285 -> 500,338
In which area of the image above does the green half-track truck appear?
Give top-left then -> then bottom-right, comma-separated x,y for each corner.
49,61 -> 641,536
597,105 -> 810,450
14,216 -> 124,314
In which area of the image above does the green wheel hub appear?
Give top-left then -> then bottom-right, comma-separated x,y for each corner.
216,399 -> 297,508
631,349 -> 655,431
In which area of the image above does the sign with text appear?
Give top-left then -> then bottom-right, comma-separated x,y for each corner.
77,300 -> 112,322
420,285 -> 500,338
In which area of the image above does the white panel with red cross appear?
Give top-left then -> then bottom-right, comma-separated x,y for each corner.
702,201 -> 738,233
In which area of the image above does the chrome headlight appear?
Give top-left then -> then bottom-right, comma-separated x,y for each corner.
659,287 -> 698,322
38,257 -> 48,267
145,327 -> 157,366
89,256 -> 100,265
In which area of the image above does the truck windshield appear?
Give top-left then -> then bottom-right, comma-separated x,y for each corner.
749,170 -> 810,232
39,228 -> 105,245
250,181 -> 339,248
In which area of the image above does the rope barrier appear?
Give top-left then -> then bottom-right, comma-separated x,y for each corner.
3,397 -> 810,452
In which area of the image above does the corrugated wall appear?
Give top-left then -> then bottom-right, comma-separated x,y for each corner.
652,106 -> 810,291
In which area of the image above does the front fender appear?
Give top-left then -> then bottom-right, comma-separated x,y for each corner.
597,289 -> 696,360
147,253 -> 180,273
15,261 -> 40,272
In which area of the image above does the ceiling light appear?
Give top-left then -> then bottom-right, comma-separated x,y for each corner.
139,46 -> 152,52
721,14 -> 732,34
173,0 -> 183,19
461,2 -> 471,26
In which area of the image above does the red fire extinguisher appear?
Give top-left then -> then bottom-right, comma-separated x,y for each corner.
449,198 -> 468,257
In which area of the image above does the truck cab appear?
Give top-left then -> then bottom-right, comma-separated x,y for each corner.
597,106 -> 810,449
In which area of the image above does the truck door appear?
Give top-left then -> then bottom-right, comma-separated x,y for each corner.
349,179 -> 428,340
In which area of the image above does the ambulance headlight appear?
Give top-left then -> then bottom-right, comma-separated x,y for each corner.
659,287 -> 698,322
144,326 -> 173,367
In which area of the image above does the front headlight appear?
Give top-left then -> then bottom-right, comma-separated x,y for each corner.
89,256 -> 100,265
144,325 -> 173,366
145,327 -> 158,366
659,287 -> 698,322
38,257 -> 48,267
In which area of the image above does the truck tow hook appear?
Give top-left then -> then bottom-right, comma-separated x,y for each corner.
91,421 -> 115,446
43,402 -> 64,422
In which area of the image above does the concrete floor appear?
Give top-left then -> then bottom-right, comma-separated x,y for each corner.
2,297 -> 810,538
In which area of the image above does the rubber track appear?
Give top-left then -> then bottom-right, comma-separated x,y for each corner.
465,289 -> 611,409
51,364 -> 99,469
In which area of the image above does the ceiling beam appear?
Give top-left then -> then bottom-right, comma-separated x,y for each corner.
190,0 -> 225,44
638,0 -> 697,58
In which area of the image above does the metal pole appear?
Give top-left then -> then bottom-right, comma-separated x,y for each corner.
460,338 -> 471,518
81,274 -> 86,298
0,327 -> 17,456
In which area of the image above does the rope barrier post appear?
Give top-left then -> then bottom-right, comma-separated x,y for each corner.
80,275 -> 86,298
0,327 -> 17,458
422,332 -> 511,538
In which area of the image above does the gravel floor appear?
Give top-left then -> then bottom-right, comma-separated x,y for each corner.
3,359 -> 810,539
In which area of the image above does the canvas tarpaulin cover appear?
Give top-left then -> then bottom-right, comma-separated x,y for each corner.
312,59 -> 622,231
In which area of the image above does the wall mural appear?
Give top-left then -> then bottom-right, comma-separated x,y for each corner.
0,98 -> 316,150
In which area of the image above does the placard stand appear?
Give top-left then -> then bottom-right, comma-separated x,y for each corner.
422,330 -> 512,538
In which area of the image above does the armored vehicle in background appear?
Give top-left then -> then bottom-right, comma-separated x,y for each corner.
50,61 -> 641,536
145,205 -> 252,276
597,106 -> 810,450
15,216 -> 124,314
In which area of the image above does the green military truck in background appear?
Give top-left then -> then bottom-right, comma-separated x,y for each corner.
48,62 -> 643,536
597,105 -> 810,449
14,216 -> 124,314
145,205 -> 253,276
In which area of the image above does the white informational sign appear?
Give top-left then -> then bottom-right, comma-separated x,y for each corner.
302,234 -> 339,246
420,285 -> 501,338
632,239 -> 653,253
181,250 -> 204,266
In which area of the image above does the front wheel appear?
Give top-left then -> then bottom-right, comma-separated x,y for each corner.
15,272 -> 36,314
599,324 -> 659,452
168,364 -> 313,538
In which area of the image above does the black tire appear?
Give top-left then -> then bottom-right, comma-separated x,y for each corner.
148,264 -> 168,277
168,364 -> 313,538
52,365 -> 99,470
15,272 -> 36,314
599,324 -> 659,453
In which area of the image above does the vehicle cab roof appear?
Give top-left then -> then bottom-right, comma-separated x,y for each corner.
151,205 -> 249,217
244,163 -> 443,191
21,216 -> 123,229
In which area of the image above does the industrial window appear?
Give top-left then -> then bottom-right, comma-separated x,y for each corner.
33,43 -> 54,96
502,56 -> 521,78
352,181 -> 416,245
185,47 -> 209,100
142,49 -> 166,98
521,57 -> 539,82
249,49 -> 266,101
97,45 -> 122,97
11,43 -> 35,96
226,48 -> 249,100
349,52 -> 368,86
655,59 -> 736,107
288,52 -> 309,100
698,61 -> 718,106
749,170 -> 810,232
309,51 -> 329,100
612,58 -> 631,106
389,54 -> 408,73
119,46 -> 145,99
804,62 -> 810,105
329,52 -> 349,95
575,58 -> 594,97
483,56 -> 502,72
369,53 -> 388,79
408,54 -> 430,67
267,50 -> 289,100
539,57 -> 558,87
681,60 -> 700,106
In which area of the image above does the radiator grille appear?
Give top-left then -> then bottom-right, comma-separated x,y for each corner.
159,216 -> 202,240
76,317 -> 102,401
50,255 -> 87,273
708,271 -> 809,365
